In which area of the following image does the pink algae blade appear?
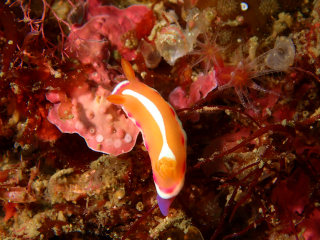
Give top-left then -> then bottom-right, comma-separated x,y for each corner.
46,85 -> 139,156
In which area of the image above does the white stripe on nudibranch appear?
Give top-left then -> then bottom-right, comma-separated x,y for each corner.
155,176 -> 185,199
111,80 -> 129,94
122,89 -> 176,161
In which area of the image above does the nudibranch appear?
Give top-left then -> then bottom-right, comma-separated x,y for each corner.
107,59 -> 187,216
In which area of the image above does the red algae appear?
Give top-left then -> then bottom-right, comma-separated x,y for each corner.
0,3 -> 18,75
3,202 -> 18,222
1,0 -> 320,239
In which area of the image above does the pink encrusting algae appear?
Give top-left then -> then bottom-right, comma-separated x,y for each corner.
46,85 -> 140,156
67,4 -> 154,62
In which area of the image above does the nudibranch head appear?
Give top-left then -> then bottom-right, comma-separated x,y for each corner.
107,59 -> 187,216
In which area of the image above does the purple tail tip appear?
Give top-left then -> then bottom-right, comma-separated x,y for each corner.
157,195 -> 175,216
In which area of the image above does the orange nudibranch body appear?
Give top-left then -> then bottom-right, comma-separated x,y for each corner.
107,59 -> 187,216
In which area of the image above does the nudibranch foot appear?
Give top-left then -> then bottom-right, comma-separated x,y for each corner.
157,195 -> 175,216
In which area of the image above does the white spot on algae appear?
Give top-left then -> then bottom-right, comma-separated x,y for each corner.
105,139 -> 113,146
96,134 -> 104,142
124,134 -> 132,143
75,121 -> 85,130
114,139 -> 122,148
106,114 -> 113,122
